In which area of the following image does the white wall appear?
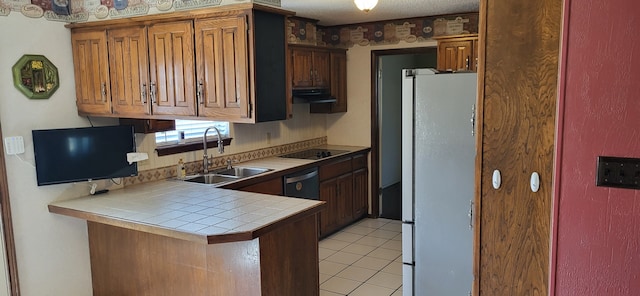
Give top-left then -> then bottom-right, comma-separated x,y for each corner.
326,40 -> 437,146
0,14 -> 96,296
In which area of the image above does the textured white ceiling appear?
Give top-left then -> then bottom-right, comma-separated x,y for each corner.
280,0 -> 479,26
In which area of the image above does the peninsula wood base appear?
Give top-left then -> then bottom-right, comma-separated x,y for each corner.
87,214 -> 319,296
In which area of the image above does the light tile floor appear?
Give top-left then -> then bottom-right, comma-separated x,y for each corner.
319,218 -> 403,296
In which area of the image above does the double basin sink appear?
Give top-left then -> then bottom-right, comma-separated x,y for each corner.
183,167 -> 272,185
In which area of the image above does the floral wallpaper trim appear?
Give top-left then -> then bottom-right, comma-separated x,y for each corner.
123,136 -> 327,186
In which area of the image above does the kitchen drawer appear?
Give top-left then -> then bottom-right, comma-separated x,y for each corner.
319,157 -> 352,181
352,153 -> 367,170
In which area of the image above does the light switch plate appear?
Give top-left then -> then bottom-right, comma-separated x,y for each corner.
4,136 -> 25,155
596,156 -> 640,190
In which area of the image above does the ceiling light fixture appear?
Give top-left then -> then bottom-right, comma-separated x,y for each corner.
354,0 -> 378,12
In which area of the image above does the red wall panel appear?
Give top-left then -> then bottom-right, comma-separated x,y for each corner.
553,0 -> 640,295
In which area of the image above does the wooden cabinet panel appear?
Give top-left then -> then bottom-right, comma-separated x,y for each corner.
319,157 -> 352,181
436,35 -> 478,72
352,168 -> 368,219
318,152 -> 369,237
290,48 -> 314,88
71,30 -> 111,115
319,178 -> 339,236
336,173 -> 353,225
290,47 -> 330,89
238,177 -> 282,196
475,0 -> 560,295
148,21 -> 196,116
195,16 -> 249,120
119,119 -> 175,134
310,50 -> 347,114
312,50 -> 330,88
108,26 -> 150,116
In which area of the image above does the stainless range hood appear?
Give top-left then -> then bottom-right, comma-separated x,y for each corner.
292,88 -> 336,104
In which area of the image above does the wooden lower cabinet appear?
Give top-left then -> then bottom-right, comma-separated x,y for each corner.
318,153 -> 369,237
352,168 -> 368,219
88,214 -> 319,296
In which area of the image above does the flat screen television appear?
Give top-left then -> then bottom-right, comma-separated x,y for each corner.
32,125 -> 138,186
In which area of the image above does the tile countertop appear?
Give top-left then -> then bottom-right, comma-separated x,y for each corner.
48,145 -> 370,245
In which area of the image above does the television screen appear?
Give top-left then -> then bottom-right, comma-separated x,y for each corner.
32,125 -> 138,186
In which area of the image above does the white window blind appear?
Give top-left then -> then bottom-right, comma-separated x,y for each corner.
155,120 -> 229,145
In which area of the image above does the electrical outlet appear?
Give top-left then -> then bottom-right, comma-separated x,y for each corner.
596,156 -> 640,190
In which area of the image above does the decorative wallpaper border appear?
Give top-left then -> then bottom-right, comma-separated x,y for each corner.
123,136 -> 327,186
288,12 -> 478,48
0,0 -> 280,22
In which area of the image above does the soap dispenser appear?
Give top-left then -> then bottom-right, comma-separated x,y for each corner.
177,158 -> 186,179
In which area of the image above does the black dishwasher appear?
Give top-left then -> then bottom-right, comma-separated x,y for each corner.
283,167 -> 319,200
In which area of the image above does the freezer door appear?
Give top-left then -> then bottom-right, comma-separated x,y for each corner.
401,69 -> 417,223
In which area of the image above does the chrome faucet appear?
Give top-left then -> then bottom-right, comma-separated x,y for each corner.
202,126 -> 224,174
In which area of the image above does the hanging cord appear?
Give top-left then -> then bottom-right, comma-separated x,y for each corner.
87,116 -> 94,127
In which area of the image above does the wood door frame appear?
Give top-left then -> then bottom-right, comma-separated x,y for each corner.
0,127 -> 20,296
370,47 -> 437,218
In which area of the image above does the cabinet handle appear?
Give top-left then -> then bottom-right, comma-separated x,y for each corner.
101,83 -> 107,102
150,82 -> 157,104
314,70 -> 319,82
197,81 -> 204,105
141,83 -> 147,104
466,56 -> 470,70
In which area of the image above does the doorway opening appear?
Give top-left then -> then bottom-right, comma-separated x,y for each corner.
370,47 -> 437,220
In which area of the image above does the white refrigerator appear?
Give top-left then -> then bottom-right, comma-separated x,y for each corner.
401,69 -> 477,295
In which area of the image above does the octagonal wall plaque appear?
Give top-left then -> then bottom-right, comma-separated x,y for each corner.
12,54 -> 59,99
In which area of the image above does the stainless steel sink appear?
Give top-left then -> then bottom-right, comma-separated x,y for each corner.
183,174 -> 238,185
182,166 -> 272,185
213,167 -> 272,178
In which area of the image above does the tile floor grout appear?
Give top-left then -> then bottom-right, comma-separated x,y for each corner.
319,218 -> 403,296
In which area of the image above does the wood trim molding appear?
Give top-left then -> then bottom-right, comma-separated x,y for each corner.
0,127 -> 20,296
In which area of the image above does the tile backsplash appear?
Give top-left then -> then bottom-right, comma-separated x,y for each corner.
123,136 -> 326,186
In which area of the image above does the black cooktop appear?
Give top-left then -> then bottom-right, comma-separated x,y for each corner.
280,149 -> 349,160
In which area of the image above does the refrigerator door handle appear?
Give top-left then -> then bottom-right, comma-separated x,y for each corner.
402,222 -> 414,264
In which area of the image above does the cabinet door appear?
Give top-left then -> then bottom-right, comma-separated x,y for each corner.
195,16 -> 250,120
311,50 -> 347,114
352,168 -> 368,219
336,173 -> 353,225
148,21 -> 196,116
312,50 -> 331,88
108,26 -> 151,116
290,48 -> 314,88
319,178 -> 338,236
71,30 -> 111,115
438,40 -> 473,71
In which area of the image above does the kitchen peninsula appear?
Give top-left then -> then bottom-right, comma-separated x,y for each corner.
49,180 -> 324,296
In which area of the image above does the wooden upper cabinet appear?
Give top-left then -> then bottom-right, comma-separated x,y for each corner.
148,20 -> 197,116
195,15 -> 249,120
108,26 -> 150,116
310,49 -> 347,114
71,30 -> 111,115
290,47 -> 330,88
67,5 -> 288,123
436,34 -> 478,72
